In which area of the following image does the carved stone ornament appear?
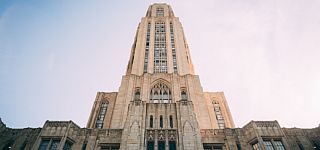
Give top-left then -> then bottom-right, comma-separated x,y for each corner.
147,130 -> 155,141
168,131 -> 176,141
158,131 -> 165,141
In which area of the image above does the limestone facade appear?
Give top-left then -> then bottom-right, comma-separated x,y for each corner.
1,119 -> 320,149
84,5 -> 237,149
1,3 -> 319,150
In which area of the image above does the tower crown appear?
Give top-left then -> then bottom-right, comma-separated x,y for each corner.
145,3 -> 175,17
126,3 -> 195,75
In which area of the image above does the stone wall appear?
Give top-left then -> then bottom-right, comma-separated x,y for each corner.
1,119 -> 319,150
0,119 -> 41,150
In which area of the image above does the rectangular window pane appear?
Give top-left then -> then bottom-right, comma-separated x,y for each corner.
111,147 -> 120,150
213,147 -> 222,150
39,139 -> 50,150
263,141 -> 274,150
63,140 -> 73,150
156,8 -> 164,17
252,143 -> 260,150
274,141 -> 285,150
49,140 -> 60,150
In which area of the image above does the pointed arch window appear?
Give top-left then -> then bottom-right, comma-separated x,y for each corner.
150,82 -> 172,103
96,101 -> 108,129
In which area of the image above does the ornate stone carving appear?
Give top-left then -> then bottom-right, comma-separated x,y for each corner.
145,129 -> 177,142
146,130 -> 155,141
168,130 -> 176,141
158,130 -> 165,141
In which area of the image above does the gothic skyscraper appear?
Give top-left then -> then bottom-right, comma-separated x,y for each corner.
1,3 -> 319,150
86,3 -> 234,149
87,4 -> 234,149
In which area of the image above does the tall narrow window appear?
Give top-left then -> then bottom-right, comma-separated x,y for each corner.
154,22 -> 167,73
170,22 -> 178,73
156,7 -> 164,17
169,115 -> 173,128
160,115 -> 163,128
150,115 -> 153,128
150,82 -> 171,103
213,102 -> 225,129
96,101 -> 108,129
144,23 -> 151,73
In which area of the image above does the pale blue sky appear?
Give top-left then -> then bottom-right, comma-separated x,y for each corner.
1,0 -> 320,128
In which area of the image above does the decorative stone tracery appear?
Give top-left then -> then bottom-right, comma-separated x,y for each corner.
145,129 -> 177,143
149,82 -> 172,103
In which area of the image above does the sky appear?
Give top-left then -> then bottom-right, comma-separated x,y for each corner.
0,0 -> 320,128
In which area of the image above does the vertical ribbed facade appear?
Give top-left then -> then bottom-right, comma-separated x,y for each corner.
126,4 -> 195,75
4,3 -> 317,150
86,3 -> 235,150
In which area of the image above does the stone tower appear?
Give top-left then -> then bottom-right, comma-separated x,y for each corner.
1,3 -> 319,150
86,3 -> 235,150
